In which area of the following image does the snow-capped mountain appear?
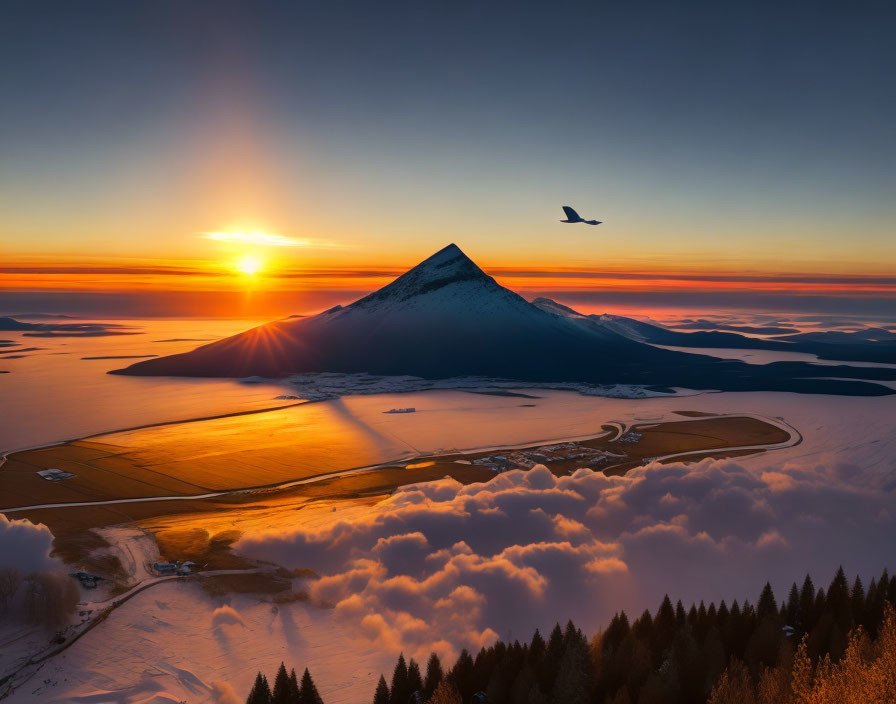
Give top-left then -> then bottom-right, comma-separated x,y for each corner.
115,244 -> 668,380
114,245 -> 896,395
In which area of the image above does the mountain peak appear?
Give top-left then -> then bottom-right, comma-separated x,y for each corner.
425,242 -> 465,263
351,243 -> 495,307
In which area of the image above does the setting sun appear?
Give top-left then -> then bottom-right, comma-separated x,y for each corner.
235,254 -> 263,276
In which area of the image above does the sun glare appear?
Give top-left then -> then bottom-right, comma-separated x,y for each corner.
236,255 -> 263,276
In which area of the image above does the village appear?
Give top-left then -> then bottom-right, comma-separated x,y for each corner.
471,440 -> 630,473
69,560 -> 197,590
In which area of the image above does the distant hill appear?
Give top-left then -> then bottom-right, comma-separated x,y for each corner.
0,316 -> 138,337
0,317 -> 38,331
530,299 -> 896,364
114,245 -> 896,395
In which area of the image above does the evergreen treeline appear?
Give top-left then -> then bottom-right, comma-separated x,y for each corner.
245,567 -> 896,704
246,662 -> 324,704
370,566 -> 896,704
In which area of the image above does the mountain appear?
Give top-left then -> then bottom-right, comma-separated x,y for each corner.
117,244 -> 674,380
0,317 -> 38,331
115,245 -> 896,395
531,299 -> 896,365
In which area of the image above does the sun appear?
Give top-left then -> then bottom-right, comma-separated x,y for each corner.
235,254 -> 263,276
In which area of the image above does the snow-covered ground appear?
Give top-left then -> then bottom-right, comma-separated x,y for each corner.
274,372 -> 680,402
2,580 -> 393,704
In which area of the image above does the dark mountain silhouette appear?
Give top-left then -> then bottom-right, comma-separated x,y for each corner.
0,316 -> 137,337
114,245 -> 896,395
0,317 -> 37,331
530,298 -> 896,365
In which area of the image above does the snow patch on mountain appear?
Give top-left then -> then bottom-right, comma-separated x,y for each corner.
531,298 -> 669,342
263,372 -> 683,402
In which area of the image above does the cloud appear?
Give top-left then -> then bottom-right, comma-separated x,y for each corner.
210,605 -> 246,631
235,459 -> 896,662
201,232 -> 340,248
210,680 -> 242,704
0,515 -> 61,574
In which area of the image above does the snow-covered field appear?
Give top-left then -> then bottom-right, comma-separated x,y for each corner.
2,581 -> 393,704
276,372 -> 679,402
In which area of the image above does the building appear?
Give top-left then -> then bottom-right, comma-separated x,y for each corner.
37,468 -> 77,481
152,561 -> 178,575
152,560 -> 199,576
69,570 -> 103,589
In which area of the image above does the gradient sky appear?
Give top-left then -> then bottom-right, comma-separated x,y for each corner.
1,0 -> 895,316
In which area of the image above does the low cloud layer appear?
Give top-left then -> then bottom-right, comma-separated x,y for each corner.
0,515 -> 61,574
211,604 -> 246,632
211,680 -> 242,704
237,457 -> 896,661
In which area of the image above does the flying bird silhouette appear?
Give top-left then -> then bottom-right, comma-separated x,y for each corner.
560,205 -> 602,225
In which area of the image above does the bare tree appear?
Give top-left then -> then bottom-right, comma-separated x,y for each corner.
0,567 -> 21,615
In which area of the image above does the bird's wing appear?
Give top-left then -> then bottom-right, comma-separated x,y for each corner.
562,206 -> 580,220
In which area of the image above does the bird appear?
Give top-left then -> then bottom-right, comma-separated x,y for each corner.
560,205 -> 602,225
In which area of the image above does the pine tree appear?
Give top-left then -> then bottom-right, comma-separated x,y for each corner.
289,669 -> 301,704
406,659 -> 423,697
869,569 -> 890,636
756,582 -> 778,623
716,601 -> 729,628
827,566 -> 852,632
799,574 -> 816,631
528,629 -> 545,668
541,624 -> 564,695
423,652 -> 443,699
389,654 -> 409,704
785,582 -> 801,628
652,595 -> 676,661
247,672 -> 273,704
449,649 -> 475,704
675,600 -> 687,628
272,662 -> 292,704
851,575 -> 866,628
373,675 -> 389,704
299,668 -> 323,704
886,570 -> 896,605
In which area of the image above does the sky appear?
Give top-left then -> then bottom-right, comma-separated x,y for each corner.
1,0 -> 895,317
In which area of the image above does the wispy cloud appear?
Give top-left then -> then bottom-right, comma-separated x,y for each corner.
200,232 -> 341,248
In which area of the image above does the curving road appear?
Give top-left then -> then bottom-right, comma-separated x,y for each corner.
1,413 -> 799,515
626,412 -> 802,466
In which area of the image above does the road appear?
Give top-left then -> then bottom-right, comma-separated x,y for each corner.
2,412 -> 798,518
0,567 -> 274,699
0,413 -> 798,515
627,413 -> 802,465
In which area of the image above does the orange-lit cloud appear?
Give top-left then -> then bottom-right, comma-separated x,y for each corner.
201,231 -> 341,248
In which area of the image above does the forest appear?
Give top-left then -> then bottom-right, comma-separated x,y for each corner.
244,566 -> 896,704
